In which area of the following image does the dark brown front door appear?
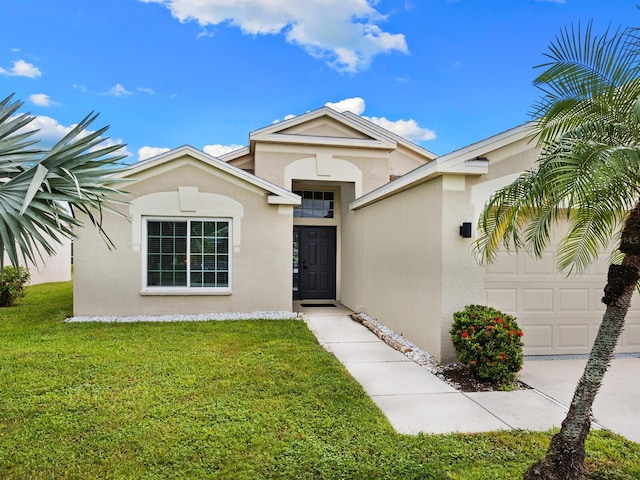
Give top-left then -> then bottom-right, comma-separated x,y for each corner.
293,226 -> 336,300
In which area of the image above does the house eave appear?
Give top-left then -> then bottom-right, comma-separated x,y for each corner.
349,122 -> 535,210
268,194 -> 300,205
251,132 -> 395,150
340,110 -> 437,160
350,158 -> 489,210
218,146 -> 250,162
120,145 -> 299,204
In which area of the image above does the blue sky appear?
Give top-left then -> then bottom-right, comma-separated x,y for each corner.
1,0 -> 636,162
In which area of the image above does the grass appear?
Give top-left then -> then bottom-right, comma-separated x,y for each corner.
0,282 -> 639,479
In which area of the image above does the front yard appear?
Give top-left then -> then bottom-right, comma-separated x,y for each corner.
0,282 -> 638,479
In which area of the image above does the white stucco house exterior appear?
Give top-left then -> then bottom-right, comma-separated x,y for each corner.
73,107 -> 640,362
4,236 -> 72,285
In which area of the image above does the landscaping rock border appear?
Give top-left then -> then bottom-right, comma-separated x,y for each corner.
351,312 -> 442,375
351,312 -> 530,392
66,311 -> 302,323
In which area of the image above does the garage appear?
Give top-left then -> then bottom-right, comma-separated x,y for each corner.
485,240 -> 640,355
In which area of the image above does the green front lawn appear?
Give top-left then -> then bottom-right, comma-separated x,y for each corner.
0,282 -> 638,479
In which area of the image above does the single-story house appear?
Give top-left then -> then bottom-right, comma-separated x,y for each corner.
73,107 -> 640,362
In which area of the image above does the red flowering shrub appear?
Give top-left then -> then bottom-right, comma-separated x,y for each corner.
450,305 -> 524,386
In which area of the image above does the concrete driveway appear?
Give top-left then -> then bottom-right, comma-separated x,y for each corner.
519,356 -> 640,443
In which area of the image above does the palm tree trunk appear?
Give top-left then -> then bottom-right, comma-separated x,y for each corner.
524,200 -> 640,480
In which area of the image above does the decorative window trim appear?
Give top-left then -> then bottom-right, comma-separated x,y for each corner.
130,189 -> 244,253
284,156 -> 363,198
130,188 -> 244,296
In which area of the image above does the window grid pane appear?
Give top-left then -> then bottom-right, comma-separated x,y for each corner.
293,190 -> 334,218
147,220 -> 188,287
147,219 -> 229,288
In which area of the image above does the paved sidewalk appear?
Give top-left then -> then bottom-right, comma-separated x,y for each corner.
299,304 -> 640,443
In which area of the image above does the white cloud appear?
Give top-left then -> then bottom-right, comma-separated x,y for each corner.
29,93 -> 56,107
19,115 -> 131,157
328,96 -> 436,142
140,0 -> 408,72
0,59 -> 42,78
74,83 -> 153,98
105,84 -> 133,97
138,146 -> 171,160
365,116 -> 436,141
203,144 -> 244,157
27,115 -> 70,142
136,86 -> 155,95
325,97 -> 366,115
273,97 -> 436,143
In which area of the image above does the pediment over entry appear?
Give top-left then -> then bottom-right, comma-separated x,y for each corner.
249,107 -> 397,150
276,117 -> 372,140
220,106 -> 437,196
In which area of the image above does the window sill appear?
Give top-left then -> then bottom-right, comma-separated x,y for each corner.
140,288 -> 232,296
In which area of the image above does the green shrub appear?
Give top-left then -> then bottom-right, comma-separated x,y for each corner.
450,304 -> 524,386
0,266 -> 30,307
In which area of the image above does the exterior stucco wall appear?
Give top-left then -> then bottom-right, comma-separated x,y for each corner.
467,138 -> 538,204
388,147 -> 434,178
341,176 -> 483,362
225,152 -> 254,172
73,162 -> 293,316
282,119 -> 370,139
253,144 -> 393,195
4,236 -> 72,285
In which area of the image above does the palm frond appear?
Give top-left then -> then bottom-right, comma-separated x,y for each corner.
0,94 -> 129,268
477,22 -> 640,276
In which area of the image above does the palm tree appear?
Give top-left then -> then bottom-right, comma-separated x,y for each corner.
474,24 -> 640,480
0,94 -> 128,268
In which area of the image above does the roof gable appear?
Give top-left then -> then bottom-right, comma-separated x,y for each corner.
221,106 -> 437,166
121,145 -> 299,205
278,116 -> 371,140
249,107 -> 396,150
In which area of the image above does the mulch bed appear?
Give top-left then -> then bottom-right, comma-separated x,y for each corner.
438,363 -> 530,392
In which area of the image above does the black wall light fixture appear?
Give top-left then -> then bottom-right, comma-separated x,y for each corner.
459,222 -> 472,238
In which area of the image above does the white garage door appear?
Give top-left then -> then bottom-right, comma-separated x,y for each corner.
484,244 -> 640,356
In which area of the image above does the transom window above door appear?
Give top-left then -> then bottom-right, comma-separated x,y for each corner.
293,190 -> 334,218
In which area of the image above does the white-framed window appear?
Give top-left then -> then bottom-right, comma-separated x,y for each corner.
143,217 -> 231,292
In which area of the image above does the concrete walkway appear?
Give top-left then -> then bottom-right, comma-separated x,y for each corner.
298,304 -> 640,443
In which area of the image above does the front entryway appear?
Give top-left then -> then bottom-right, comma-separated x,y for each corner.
293,226 -> 336,300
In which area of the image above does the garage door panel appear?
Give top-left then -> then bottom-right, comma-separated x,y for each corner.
485,242 -> 640,355
522,288 -> 554,312
558,325 -> 590,349
592,288 -> 606,313
558,288 -> 590,312
595,253 -> 611,275
485,288 -> 517,312
523,253 -> 554,275
621,324 -> 640,348
628,293 -> 640,312
485,252 -> 517,275
520,324 -> 553,352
